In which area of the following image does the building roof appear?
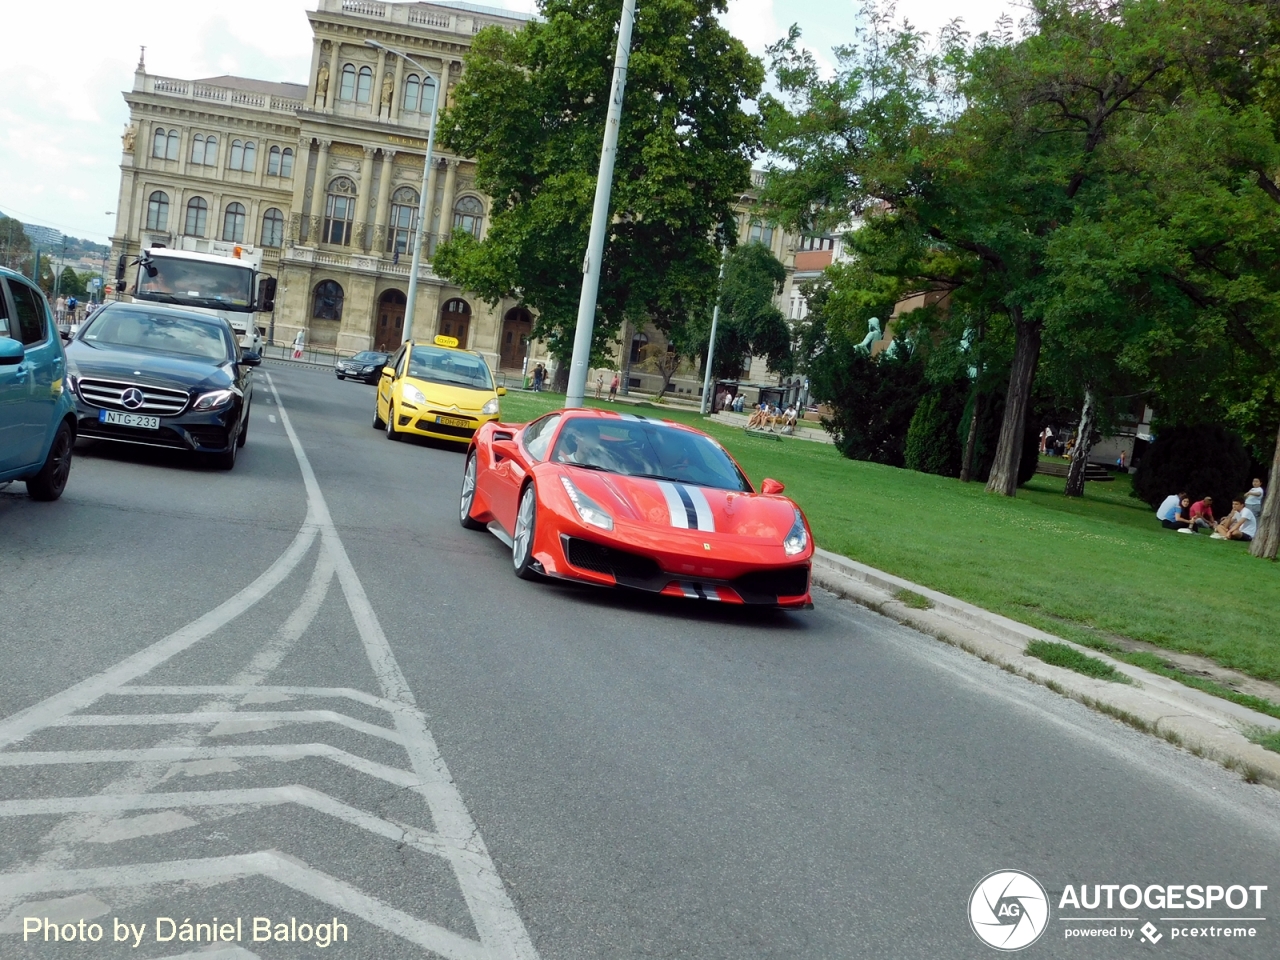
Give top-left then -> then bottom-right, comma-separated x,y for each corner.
194,76 -> 308,99
427,0 -> 535,22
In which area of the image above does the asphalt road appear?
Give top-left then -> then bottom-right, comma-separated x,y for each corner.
1,360 -> 1278,960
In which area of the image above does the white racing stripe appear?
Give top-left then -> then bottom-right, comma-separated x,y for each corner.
656,481 -> 691,529
685,484 -> 715,533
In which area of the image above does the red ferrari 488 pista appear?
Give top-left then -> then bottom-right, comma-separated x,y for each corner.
459,409 -> 814,608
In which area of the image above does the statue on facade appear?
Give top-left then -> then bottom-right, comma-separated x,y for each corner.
315,63 -> 330,105
121,122 -> 138,154
381,72 -> 394,111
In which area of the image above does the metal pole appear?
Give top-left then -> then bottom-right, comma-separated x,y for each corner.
699,246 -> 727,414
367,41 -> 441,345
565,0 -> 636,408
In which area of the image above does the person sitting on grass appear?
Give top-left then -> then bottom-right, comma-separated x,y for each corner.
1189,496 -> 1216,533
1156,491 -> 1191,531
1211,498 -> 1257,542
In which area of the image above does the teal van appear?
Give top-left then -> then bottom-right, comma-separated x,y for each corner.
0,266 -> 76,500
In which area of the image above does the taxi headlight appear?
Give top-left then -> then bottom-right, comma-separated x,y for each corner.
481,397 -> 500,416
783,508 -> 808,556
402,384 -> 427,405
559,475 -> 614,531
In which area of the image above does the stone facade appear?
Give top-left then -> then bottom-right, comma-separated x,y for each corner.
110,0 -> 541,376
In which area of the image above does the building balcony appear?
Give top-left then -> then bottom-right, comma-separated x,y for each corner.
135,75 -> 305,117
319,0 -> 530,34
281,241 -> 442,283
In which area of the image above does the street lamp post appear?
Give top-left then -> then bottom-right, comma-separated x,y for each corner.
699,245 -> 727,414
366,40 -> 443,345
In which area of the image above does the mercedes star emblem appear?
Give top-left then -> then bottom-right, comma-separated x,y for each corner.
121,387 -> 145,410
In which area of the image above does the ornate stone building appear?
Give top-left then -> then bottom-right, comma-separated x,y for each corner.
111,0 -> 541,375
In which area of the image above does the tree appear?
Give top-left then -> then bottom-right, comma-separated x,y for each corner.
0,213 -> 31,272
694,242 -> 791,380
760,0 -> 1245,497
57,267 -> 88,299
434,0 -> 763,371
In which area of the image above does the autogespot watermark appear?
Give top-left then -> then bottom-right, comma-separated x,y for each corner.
969,871 -> 1269,950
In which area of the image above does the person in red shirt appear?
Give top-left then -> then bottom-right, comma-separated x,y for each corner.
1189,496 -> 1216,532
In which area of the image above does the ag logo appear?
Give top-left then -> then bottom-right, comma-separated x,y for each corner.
969,869 -> 1050,951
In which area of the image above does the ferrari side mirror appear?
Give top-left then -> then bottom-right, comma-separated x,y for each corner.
760,478 -> 785,495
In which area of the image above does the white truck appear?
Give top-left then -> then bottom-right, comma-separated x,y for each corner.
116,238 -> 276,353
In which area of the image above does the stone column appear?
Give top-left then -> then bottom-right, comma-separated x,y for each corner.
373,150 -> 394,255
308,139 -> 331,241
377,49 -> 390,121
438,158 -> 459,245
177,128 -> 191,177
390,55 -> 405,123
289,137 -> 311,243
247,199 -> 261,246
323,41 -> 341,110
356,145 -> 375,251
422,157 -> 441,254
305,36 -> 323,105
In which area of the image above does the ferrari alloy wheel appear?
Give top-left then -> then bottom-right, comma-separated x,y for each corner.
385,402 -> 401,441
460,452 -> 485,530
512,483 -> 539,580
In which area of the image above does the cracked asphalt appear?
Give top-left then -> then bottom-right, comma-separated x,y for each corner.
1,361 -> 1278,959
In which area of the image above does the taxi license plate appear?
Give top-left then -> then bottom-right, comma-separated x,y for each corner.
435,416 -> 470,428
100,409 -> 160,430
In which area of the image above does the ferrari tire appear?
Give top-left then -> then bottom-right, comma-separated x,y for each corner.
459,451 -> 485,530
385,402 -> 401,441
512,483 -> 539,580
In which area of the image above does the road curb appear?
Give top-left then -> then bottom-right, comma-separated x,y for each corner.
810,548 -> 1280,789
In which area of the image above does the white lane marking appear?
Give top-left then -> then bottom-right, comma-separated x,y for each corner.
0,786 -> 450,858
656,481 -> 690,529
268,414 -> 277,422
0,852 -> 487,960
153,948 -> 261,960
55,711 -> 401,744
86,811 -> 197,844
266,371 -> 540,959
0,520 -> 318,751
0,893 -> 109,933
685,484 -> 715,532
0,745 -> 421,789
114,685 -> 407,713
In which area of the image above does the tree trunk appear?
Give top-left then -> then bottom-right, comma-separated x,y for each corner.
1064,386 -> 1097,498
619,318 -> 632,396
960,391 -> 982,483
1249,421 -> 1280,560
985,317 -> 1042,497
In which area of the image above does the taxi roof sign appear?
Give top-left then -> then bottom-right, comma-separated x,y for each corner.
434,334 -> 459,348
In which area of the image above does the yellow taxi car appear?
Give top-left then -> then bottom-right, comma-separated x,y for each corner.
373,335 -> 505,444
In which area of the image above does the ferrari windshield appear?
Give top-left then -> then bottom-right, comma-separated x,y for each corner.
551,418 -> 750,491
135,256 -> 254,311
80,307 -> 233,363
407,345 -> 493,389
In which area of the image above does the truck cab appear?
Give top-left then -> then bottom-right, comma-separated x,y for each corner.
118,240 -> 275,353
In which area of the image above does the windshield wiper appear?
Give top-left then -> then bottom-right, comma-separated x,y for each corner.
138,292 -> 181,303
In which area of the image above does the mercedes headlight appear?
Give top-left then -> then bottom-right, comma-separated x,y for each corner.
783,508 -> 808,556
560,475 -> 614,531
402,384 -> 427,405
481,397 -> 500,416
361,365 -> 376,373
192,389 -> 235,411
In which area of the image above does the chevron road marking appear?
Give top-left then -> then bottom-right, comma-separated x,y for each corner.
0,371 -> 539,959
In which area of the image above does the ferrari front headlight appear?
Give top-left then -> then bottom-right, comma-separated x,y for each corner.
481,397 -> 500,416
560,475 -> 614,531
402,384 -> 427,405
783,508 -> 808,556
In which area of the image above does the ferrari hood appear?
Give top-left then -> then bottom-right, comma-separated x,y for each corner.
565,469 -> 798,540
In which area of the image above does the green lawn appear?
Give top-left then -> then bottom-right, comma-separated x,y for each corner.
497,390 -> 1280,685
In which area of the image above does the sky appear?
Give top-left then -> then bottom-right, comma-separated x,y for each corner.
0,0 -> 1021,246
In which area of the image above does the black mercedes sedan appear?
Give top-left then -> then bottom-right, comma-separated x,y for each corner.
335,350 -> 390,384
64,302 -> 259,470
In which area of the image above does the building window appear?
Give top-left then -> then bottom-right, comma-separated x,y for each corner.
260,208 -> 285,248
356,66 -> 373,103
386,186 -> 418,255
403,74 -> 437,115
266,146 -> 294,177
228,140 -> 255,172
323,177 -> 357,246
145,191 -> 169,231
151,127 -> 179,160
629,332 -> 648,364
280,147 -> 293,178
190,134 -> 218,166
221,202 -> 246,242
452,195 -> 484,238
748,221 -> 774,247
312,280 -> 344,321
267,145 -> 281,175
184,197 -> 208,237
339,64 -> 356,101
799,235 -> 834,252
